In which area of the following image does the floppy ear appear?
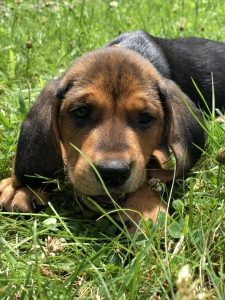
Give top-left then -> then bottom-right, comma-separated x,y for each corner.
149,79 -> 206,181
13,80 -> 64,187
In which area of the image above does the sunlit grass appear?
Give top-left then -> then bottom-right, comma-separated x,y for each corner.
0,0 -> 225,298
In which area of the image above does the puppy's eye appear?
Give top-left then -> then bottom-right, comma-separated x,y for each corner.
70,105 -> 89,119
138,112 -> 154,126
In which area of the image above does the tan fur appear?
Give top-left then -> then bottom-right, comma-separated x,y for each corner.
58,48 -> 165,199
117,183 -> 167,233
0,178 -> 48,211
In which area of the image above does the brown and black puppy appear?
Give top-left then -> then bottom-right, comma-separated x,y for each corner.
0,32 -> 211,231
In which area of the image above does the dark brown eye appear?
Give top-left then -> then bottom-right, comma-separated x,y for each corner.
138,112 -> 154,126
70,105 -> 89,119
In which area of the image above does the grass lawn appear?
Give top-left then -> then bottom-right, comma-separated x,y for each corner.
0,0 -> 225,298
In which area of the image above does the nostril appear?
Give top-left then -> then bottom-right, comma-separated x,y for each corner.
94,160 -> 131,187
116,175 -> 128,186
103,177 -> 113,186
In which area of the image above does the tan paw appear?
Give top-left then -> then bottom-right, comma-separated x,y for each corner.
117,184 -> 167,233
0,177 -> 49,212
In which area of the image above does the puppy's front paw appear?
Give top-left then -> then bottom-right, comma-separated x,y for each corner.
0,177 -> 48,212
117,184 -> 167,233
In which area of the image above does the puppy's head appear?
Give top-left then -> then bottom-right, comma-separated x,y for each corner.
53,47 -> 205,203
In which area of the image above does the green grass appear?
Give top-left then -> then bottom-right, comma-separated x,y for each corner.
0,0 -> 225,298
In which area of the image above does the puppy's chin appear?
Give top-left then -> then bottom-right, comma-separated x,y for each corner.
78,192 -> 128,211
72,169 -> 146,210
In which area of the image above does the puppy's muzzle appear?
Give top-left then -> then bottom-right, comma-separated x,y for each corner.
94,160 -> 131,187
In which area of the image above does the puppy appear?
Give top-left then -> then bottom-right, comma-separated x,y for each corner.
1,30 -> 215,232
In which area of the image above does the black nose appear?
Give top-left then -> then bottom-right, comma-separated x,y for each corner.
94,160 -> 131,187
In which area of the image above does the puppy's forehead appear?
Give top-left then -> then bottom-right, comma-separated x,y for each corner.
60,47 -> 162,101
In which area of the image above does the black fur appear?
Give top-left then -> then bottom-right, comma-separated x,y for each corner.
14,80 -> 64,187
108,30 -> 225,112
55,79 -> 74,101
159,79 -> 205,177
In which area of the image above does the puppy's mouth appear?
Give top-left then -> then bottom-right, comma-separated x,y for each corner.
81,192 -> 128,210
